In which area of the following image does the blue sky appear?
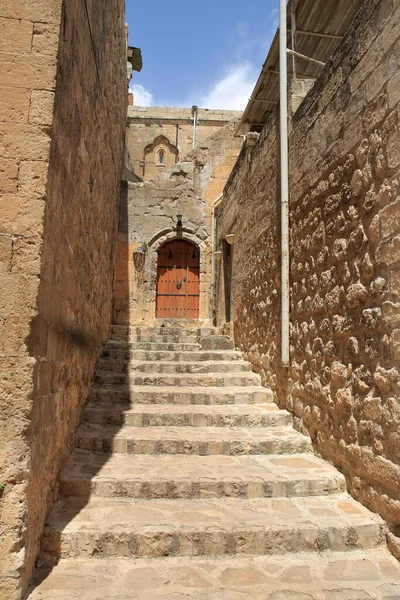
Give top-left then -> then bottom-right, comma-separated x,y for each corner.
126,0 -> 279,109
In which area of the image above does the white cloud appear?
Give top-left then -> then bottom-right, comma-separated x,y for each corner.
129,83 -> 154,106
199,63 -> 257,111
271,8 -> 280,31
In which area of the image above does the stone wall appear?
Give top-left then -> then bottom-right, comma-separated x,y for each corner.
216,0 -> 400,551
126,106 -> 241,181
114,122 -> 242,324
0,1 -> 62,596
0,0 -> 127,597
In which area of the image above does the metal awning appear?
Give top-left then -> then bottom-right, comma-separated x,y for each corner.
238,0 -> 365,133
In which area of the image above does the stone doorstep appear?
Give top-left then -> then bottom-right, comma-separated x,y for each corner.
39,495 -> 386,562
93,372 -> 262,387
75,424 -> 313,456
101,350 -> 243,362
28,549 -> 400,600
60,452 -> 346,500
87,385 -> 274,406
96,359 -> 253,374
83,402 -> 292,428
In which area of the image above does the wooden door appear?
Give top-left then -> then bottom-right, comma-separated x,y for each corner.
156,240 -> 200,319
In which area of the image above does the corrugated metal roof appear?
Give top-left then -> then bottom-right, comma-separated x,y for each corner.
238,0 -> 365,133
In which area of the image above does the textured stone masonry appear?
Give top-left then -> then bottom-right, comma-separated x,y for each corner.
28,324 -> 400,598
0,1 -> 127,597
126,106 -> 241,181
113,123 -> 242,324
216,0 -> 400,552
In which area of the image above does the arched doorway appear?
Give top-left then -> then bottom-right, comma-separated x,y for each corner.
156,239 -> 200,319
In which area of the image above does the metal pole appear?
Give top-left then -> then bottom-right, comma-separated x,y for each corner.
287,48 -> 325,67
175,124 -> 179,163
192,105 -> 198,149
291,3 -> 297,79
280,0 -> 290,366
210,194 -> 223,320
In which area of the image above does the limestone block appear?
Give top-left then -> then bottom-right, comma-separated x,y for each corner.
18,160 -> 49,198
0,124 -> 51,160
377,235 -> 400,266
0,52 -> 57,90
29,91 -> 55,126
0,158 -> 18,192
0,85 -> 30,124
0,16 -> 33,52
0,194 -> 45,236
0,0 -> 62,21
32,23 -> 60,56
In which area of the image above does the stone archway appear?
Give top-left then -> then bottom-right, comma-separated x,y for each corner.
148,228 -> 207,321
156,239 -> 200,319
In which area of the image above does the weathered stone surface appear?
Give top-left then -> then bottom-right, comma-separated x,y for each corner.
27,550 -> 400,599
60,452 -> 345,500
89,384 -> 273,406
215,0 -> 400,548
126,106 -> 241,181
38,494 -> 385,560
76,423 -> 311,456
113,123 -> 242,324
23,323 -> 400,598
0,1 -> 127,598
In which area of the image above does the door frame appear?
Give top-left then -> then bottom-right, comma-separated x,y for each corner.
147,229 -> 207,321
155,238 -> 200,319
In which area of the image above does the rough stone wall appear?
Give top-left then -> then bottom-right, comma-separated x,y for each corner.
114,121 -> 242,324
216,0 -> 400,549
0,0 -> 126,597
0,1 -> 62,597
126,106 -> 241,181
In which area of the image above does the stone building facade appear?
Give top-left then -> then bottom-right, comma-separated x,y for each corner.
126,106 -> 241,181
114,121 -> 242,324
215,0 -> 400,555
0,1 -> 127,597
1,0 -> 400,596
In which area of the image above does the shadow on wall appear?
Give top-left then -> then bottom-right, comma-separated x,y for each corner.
27,189 -> 132,594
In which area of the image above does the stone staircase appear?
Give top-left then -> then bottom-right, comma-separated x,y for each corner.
29,324 -> 400,599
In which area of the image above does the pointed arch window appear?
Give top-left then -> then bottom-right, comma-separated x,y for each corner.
158,149 -> 165,164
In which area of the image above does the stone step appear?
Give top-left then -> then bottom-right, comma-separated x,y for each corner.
30,549 -> 400,600
109,333 -> 203,343
76,424 -> 312,455
93,371 -> 261,387
88,385 -> 274,405
108,329 -> 219,344
60,452 -> 346,499
83,402 -> 292,428
96,359 -> 252,375
107,341 -> 202,351
110,324 -> 216,338
102,349 -> 243,362
39,495 -> 385,563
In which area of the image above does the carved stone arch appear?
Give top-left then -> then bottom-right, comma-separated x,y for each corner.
149,227 -> 206,256
148,229 -> 206,272
143,135 -> 178,162
146,227 -> 207,320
